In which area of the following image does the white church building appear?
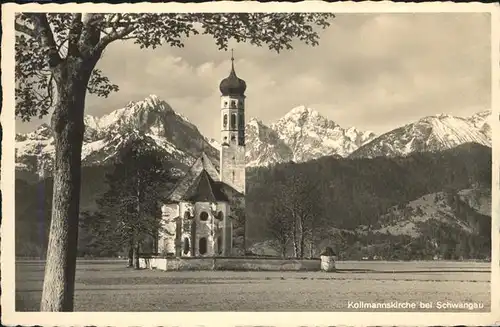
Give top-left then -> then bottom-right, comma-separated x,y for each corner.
157,54 -> 246,257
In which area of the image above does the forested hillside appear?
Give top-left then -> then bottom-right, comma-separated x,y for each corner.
246,143 -> 491,260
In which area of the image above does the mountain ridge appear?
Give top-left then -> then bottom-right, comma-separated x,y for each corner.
246,105 -> 377,166
15,95 -> 493,179
16,95 -> 219,179
350,111 -> 492,159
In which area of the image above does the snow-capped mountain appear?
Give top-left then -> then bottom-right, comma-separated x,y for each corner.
245,118 -> 294,167
15,123 -> 55,179
468,110 -> 492,140
16,95 -> 218,178
350,111 -> 492,159
16,93 -> 494,178
245,105 -> 377,167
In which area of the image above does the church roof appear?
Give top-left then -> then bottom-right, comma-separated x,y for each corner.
214,181 -> 243,198
183,169 -> 229,202
166,152 -> 224,202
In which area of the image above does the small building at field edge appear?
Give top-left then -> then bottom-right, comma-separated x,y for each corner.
157,52 -> 246,257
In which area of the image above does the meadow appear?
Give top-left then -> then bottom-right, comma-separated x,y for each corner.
16,260 -> 490,312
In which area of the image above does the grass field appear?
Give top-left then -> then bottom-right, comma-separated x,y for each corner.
15,260 -> 490,312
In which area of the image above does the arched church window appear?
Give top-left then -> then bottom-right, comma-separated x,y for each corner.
216,211 -> 224,221
199,237 -> 208,255
230,113 -> 237,129
183,237 -> 190,255
223,114 -> 228,128
230,100 -> 236,109
200,211 -> 209,221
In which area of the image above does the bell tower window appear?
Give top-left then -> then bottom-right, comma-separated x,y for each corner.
231,113 -> 237,130
223,114 -> 228,129
230,100 -> 236,109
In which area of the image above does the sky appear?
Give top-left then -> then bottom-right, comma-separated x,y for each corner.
16,12 -> 492,140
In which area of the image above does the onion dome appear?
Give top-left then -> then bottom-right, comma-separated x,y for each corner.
219,51 -> 246,96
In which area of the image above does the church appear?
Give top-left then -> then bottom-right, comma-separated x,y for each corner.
157,54 -> 246,257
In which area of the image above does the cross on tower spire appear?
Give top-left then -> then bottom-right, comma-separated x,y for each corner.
230,49 -> 235,72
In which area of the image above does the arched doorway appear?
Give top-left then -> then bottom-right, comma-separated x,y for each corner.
199,237 -> 208,255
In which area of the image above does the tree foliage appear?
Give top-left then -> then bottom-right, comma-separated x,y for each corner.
82,136 -> 173,268
15,12 -> 335,121
266,183 -> 293,258
262,164 -> 324,258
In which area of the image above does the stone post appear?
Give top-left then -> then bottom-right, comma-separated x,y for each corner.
320,247 -> 337,272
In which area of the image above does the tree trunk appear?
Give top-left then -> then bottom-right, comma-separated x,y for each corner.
292,220 -> 299,259
309,216 -> 317,258
153,233 -> 158,254
127,244 -> 133,267
299,231 -> 305,259
281,245 -> 287,259
299,241 -> 304,258
297,216 -> 305,259
133,243 -> 140,269
40,58 -> 98,312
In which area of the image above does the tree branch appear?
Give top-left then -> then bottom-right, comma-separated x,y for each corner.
94,24 -> 137,54
14,21 -> 36,38
26,13 -> 62,67
68,13 -> 83,57
78,14 -> 105,58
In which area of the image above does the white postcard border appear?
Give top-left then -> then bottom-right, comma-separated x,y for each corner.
2,2 -> 499,326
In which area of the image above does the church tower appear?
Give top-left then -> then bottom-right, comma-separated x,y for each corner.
219,51 -> 246,194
